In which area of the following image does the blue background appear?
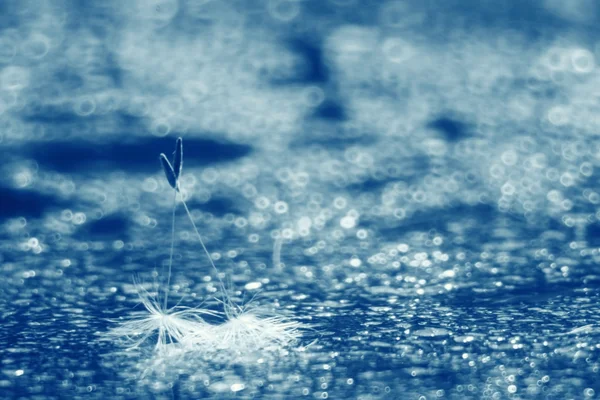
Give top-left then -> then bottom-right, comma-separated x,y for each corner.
2,0 -> 600,398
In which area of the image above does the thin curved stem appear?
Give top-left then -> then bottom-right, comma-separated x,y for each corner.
179,196 -> 232,313
163,189 -> 177,310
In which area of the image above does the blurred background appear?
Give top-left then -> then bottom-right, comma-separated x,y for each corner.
2,0 -> 600,398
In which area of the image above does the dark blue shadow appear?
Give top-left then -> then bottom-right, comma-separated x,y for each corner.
0,185 -> 66,219
312,100 -> 347,121
82,213 -> 130,239
427,116 -> 470,142
273,37 -> 329,85
21,136 -> 252,174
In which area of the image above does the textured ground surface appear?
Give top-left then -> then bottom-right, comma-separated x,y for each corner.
2,1 -> 600,399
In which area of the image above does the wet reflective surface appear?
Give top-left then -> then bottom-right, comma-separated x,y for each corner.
3,0 -> 600,399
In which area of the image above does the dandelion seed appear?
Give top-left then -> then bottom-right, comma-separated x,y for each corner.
109,137 -> 306,355
159,153 -> 178,190
160,136 -> 183,191
173,137 -> 183,180
159,138 -> 234,314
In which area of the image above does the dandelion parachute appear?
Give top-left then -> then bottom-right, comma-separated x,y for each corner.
105,137 -> 305,355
